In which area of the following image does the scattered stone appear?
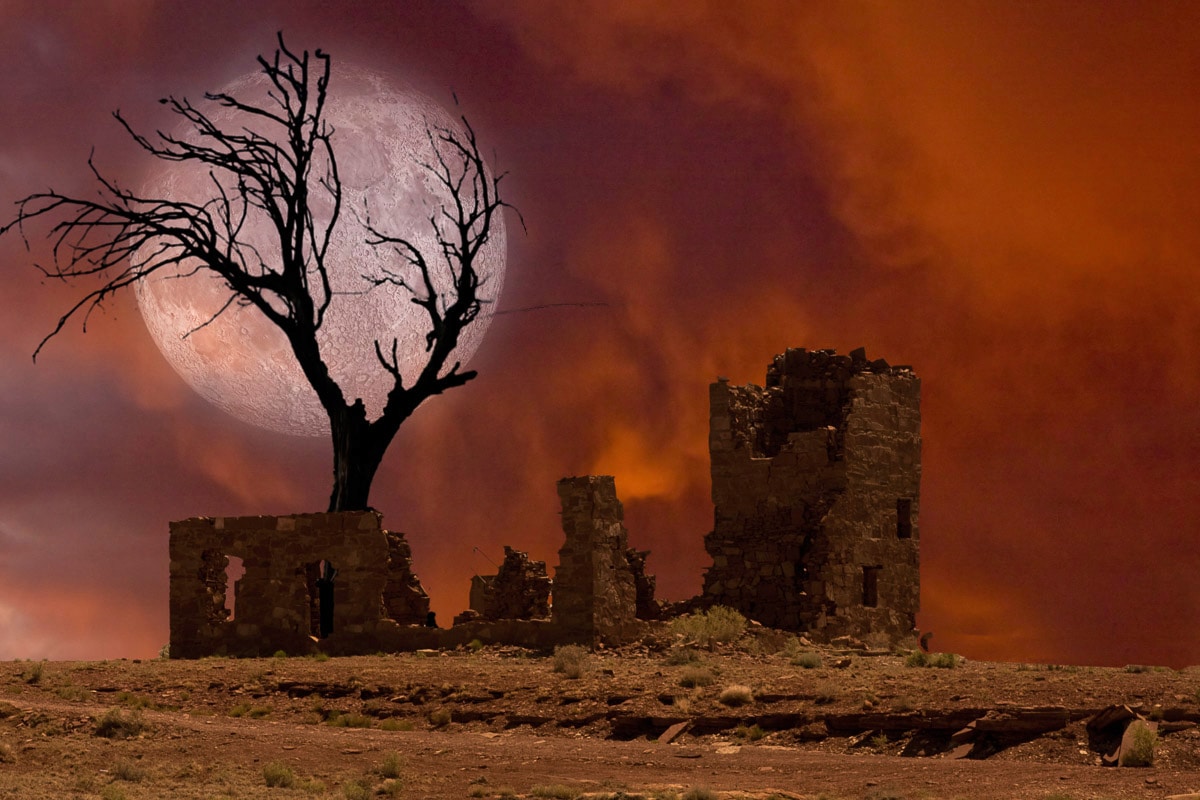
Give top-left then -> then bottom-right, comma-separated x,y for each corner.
658,721 -> 691,744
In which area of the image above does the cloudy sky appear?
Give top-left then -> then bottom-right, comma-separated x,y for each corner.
1,1 -> 1197,666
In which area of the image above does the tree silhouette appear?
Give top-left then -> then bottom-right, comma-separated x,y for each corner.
1,34 -> 515,512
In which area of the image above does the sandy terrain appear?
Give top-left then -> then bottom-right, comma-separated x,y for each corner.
0,638 -> 1197,799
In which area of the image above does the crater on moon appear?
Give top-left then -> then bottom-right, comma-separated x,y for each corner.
134,65 -> 506,436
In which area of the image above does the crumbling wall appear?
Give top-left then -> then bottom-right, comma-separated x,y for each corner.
625,548 -> 661,620
382,531 -> 430,625
552,476 -> 641,644
702,347 -> 921,641
465,546 -> 551,621
169,512 -> 430,658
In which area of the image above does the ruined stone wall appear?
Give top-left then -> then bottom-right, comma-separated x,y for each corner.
382,531 -> 430,625
467,547 -> 551,621
552,476 -> 640,644
169,512 -> 430,658
702,347 -> 921,641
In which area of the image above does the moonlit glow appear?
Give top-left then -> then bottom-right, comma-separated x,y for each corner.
135,65 -> 506,436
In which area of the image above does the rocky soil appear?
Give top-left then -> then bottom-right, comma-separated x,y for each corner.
0,637 -> 1198,799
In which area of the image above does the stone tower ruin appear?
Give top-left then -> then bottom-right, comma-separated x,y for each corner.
702,347 -> 921,641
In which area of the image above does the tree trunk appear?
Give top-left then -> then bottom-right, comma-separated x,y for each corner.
327,399 -> 387,512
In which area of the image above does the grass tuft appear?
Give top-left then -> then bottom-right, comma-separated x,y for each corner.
553,645 -> 589,679
718,684 -> 753,707
670,606 -> 747,648
94,709 -> 147,739
678,666 -> 715,688
263,761 -> 296,788
532,785 -> 584,799
791,651 -> 822,669
377,752 -> 404,779
112,758 -> 146,782
1119,720 -> 1157,767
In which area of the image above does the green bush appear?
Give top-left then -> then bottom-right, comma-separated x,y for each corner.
671,606 -> 747,648
263,761 -> 296,788
553,645 -> 589,679
1119,720 -> 1157,767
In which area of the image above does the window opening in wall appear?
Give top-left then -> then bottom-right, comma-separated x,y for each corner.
224,555 -> 245,621
862,566 -> 881,608
897,498 -> 913,539
306,560 -> 337,639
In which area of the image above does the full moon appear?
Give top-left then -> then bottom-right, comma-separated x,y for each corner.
135,65 -> 506,436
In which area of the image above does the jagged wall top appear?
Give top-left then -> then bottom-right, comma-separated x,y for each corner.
763,347 -> 914,389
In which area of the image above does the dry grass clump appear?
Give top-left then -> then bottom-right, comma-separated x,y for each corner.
677,666 -> 715,688
20,661 -> 44,684
553,645 -> 589,679
228,702 -> 272,718
905,651 -> 959,669
531,785 -> 584,799
792,651 -> 822,669
112,758 -> 146,782
376,752 -> 404,779
671,606 -> 747,648
327,711 -> 373,728
718,684 -> 754,707
94,709 -> 147,739
263,761 -> 296,788
665,647 -> 702,666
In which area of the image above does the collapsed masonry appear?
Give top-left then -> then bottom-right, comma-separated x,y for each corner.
167,345 -> 919,656
702,347 -> 921,641
168,477 -> 655,657
456,546 -> 551,625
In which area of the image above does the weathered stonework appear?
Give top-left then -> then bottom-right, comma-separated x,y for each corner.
552,476 -> 641,644
466,546 -> 552,621
168,512 -> 431,658
702,347 -> 921,641
382,531 -> 430,625
625,548 -> 661,621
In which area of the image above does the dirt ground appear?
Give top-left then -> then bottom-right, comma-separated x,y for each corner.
0,639 -> 1198,799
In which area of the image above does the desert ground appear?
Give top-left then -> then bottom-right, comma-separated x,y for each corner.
0,631 -> 1197,800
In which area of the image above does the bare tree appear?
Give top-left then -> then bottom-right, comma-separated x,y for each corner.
1,33 -> 515,512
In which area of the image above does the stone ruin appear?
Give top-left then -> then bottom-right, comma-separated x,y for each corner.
167,346 -> 920,656
455,546 -> 551,625
702,347 -> 921,641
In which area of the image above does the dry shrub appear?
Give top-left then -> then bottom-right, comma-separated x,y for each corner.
678,666 -> 715,688
718,684 -> 753,707
671,606 -> 746,648
94,709 -> 147,740
263,761 -> 296,788
553,645 -> 589,679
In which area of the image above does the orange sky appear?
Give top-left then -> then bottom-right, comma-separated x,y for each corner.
1,1 -> 1197,665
